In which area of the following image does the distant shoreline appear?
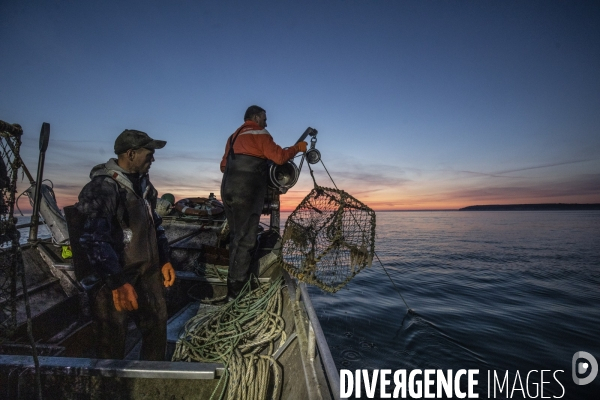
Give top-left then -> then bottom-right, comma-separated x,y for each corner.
459,204 -> 600,211
373,209 -> 457,212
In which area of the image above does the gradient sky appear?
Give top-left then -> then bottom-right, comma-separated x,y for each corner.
1,0 -> 599,211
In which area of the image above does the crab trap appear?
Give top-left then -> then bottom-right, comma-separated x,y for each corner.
279,186 -> 376,293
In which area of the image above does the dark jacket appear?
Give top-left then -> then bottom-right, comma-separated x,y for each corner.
77,158 -> 169,290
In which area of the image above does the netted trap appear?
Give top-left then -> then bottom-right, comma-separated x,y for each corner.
280,186 -> 376,293
0,121 -> 25,342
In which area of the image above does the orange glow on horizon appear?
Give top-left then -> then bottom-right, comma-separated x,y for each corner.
34,187 -> 465,213
19,182 -> 600,214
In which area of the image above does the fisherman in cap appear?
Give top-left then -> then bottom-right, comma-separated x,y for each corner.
77,129 -> 175,360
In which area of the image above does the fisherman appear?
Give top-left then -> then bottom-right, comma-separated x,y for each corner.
77,129 -> 175,360
220,105 -> 307,299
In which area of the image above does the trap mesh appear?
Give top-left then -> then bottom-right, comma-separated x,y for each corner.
280,186 -> 376,293
1,122 -> 23,342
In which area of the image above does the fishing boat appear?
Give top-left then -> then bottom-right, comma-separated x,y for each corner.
0,120 -> 342,399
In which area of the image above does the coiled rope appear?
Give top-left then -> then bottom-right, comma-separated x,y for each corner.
188,257 -> 230,305
173,277 -> 286,400
193,256 -> 228,282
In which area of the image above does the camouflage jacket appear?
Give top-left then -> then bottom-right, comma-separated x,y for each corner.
77,158 -> 170,290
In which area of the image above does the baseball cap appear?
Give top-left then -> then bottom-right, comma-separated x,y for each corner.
114,129 -> 167,155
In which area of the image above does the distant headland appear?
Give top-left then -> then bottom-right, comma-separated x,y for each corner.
459,203 -> 600,211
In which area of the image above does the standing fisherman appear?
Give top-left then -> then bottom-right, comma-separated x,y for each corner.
220,105 -> 307,299
77,129 -> 176,360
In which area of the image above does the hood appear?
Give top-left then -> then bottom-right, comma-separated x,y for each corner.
89,158 -> 150,198
89,158 -> 128,179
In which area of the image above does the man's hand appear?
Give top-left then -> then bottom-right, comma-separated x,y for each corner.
112,283 -> 138,312
297,141 -> 308,153
161,262 -> 176,287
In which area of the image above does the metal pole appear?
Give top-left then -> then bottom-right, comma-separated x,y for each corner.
28,123 -> 50,242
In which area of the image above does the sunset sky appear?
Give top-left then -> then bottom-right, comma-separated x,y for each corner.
1,0 -> 599,211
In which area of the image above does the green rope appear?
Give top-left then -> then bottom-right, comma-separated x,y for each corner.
193,257 -> 229,281
173,277 -> 286,400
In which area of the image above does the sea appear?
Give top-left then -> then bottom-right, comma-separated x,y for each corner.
16,211 -> 600,399
16,215 -> 51,245
305,210 -> 600,399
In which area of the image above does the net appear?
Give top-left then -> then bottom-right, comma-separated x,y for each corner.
0,121 -> 24,342
280,186 -> 375,293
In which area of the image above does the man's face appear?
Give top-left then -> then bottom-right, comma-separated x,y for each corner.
131,148 -> 155,174
254,112 -> 267,128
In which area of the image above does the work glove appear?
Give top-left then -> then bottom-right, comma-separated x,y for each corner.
296,141 -> 307,153
161,262 -> 176,287
112,283 -> 138,312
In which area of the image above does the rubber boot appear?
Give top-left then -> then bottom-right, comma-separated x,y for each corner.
227,278 -> 246,302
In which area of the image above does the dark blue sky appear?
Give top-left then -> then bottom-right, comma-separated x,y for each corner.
1,0 -> 599,209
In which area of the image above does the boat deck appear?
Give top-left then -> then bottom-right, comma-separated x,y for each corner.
0,224 -> 338,399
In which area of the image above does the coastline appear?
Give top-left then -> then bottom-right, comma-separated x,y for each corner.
459,203 -> 600,211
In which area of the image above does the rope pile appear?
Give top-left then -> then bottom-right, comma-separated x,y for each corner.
279,185 -> 376,293
193,256 -> 228,282
172,277 -> 286,400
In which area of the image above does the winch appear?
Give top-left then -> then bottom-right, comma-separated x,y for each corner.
267,127 -> 319,193
263,127 -> 319,228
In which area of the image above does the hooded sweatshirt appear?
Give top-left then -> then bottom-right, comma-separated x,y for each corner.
77,158 -> 169,290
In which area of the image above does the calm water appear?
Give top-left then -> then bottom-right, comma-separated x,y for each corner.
307,211 -> 600,399
16,215 -> 51,245
17,211 -> 600,398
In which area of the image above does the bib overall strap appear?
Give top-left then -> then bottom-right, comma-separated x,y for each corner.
228,125 -> 245,160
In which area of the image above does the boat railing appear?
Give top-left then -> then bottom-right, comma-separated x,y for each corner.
0,356 -> 223,380
298,282 -> 341,400
282,269 -> 340,400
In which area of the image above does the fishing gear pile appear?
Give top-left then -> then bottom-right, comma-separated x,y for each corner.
172,278 -> 286,400
279,185 -> 376,293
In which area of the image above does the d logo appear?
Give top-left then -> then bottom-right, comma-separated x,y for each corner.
572,351 -> 598,385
